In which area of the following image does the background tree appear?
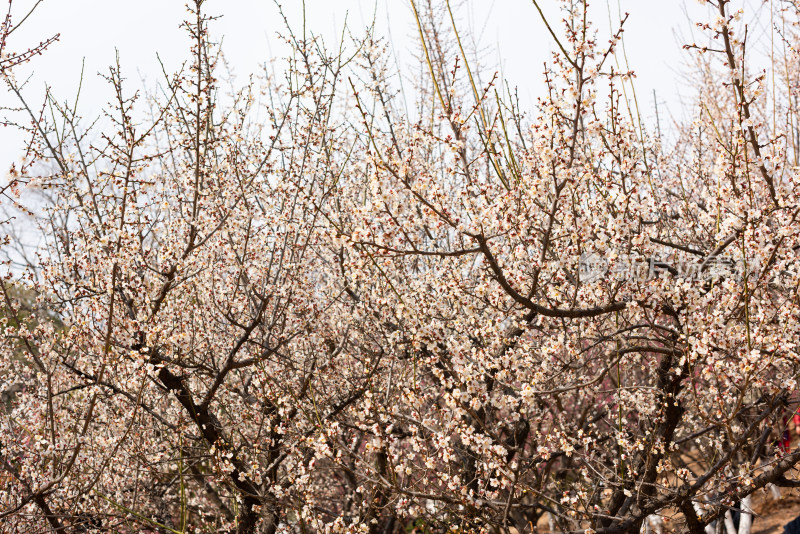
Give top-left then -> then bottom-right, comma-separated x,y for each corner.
3,1 -> 800,533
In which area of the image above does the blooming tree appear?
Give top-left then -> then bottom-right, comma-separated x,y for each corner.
3,1 -> 800,533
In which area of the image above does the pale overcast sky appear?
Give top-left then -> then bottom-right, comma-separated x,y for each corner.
0,0 -> 770,176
